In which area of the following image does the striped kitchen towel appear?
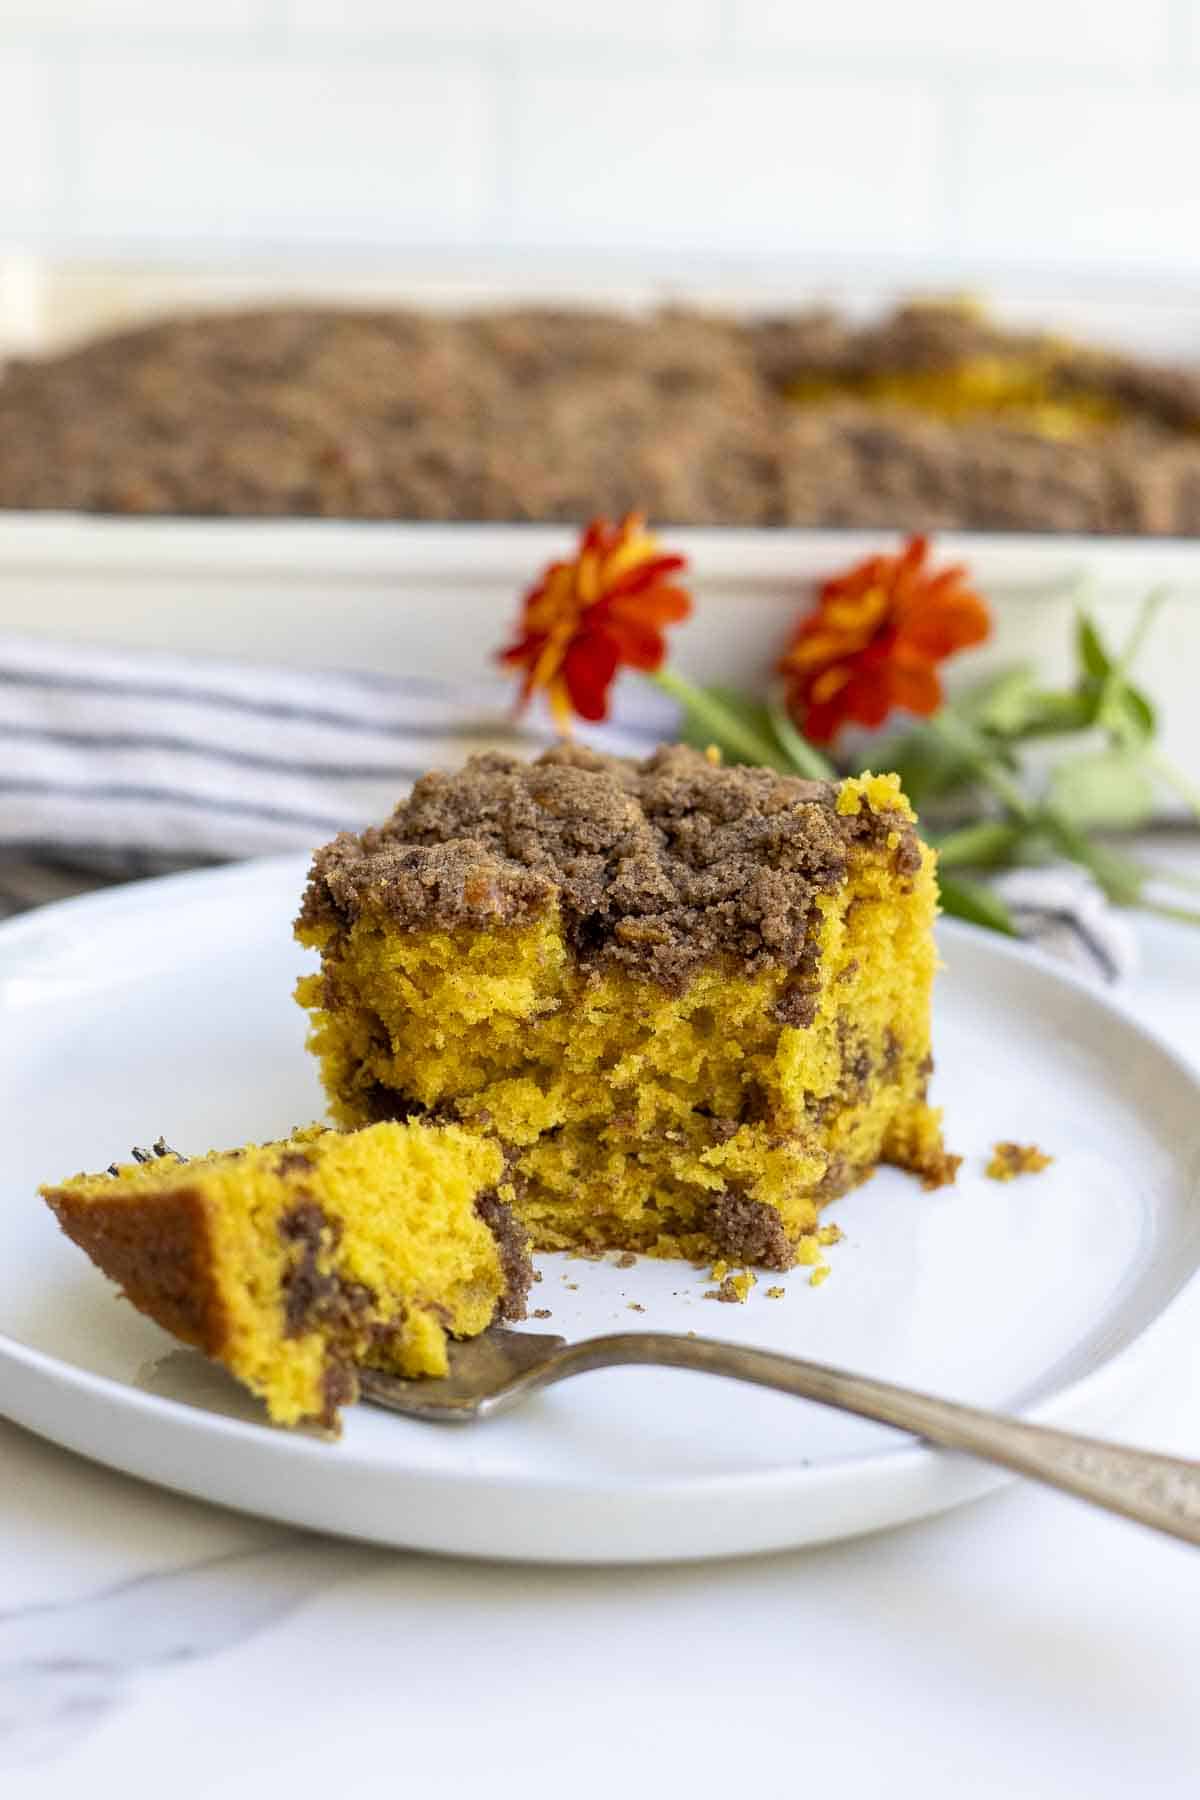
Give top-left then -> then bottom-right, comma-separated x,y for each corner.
0,632 -> 1137,980
0,632 -> 668,917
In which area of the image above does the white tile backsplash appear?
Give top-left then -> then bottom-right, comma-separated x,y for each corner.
959,89 -> 1200,268
286,0 -> 721,47
0,0 -> 265,28
728,0 -> 1169,72
507,69 -> 939,255
0,0 -> 1198,283
0,49 -> 53,232
73,57 -> 490,246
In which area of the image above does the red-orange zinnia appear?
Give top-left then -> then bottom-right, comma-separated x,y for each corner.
779,535 -> 990,745
499,513 -> 692,729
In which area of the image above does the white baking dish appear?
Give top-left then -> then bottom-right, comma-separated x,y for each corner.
0,516 -> 1196,772
0,258 -> 1197,770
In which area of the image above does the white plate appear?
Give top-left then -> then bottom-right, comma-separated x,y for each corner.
1,858 -> 1198,1564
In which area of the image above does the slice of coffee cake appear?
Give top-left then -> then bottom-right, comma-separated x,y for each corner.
296,745 -> 956,1272
41,1121 -> 530,1430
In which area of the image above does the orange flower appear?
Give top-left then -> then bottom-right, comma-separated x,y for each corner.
499,514 -> 692,729
779,535 -> 990,745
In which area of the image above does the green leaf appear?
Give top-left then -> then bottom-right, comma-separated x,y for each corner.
955,665 -> 1039,736
1047,749 -> 1156,832
932,819 -> 1024,870
1076,611 -> 1113,681
937,875 -> 1020,936
1097,680 -> 1156,747
954,665 -> 1095,741
1082,591 -> 1165,749
1121,685 -> 1156,736
1011,689 -> 1097,738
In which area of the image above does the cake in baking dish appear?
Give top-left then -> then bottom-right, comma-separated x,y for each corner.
41,1121 -> 531,1430
295,744 -> 957,1274
4,299 -> 1200,534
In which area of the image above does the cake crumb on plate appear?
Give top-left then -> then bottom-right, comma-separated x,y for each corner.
704,1270 -> 757,1304
986,1142 -> 1053,1181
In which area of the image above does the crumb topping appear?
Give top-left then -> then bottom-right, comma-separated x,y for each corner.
706,1190 -> 796,1270
474,1191 -> 532,1321
299,743 -> 920,989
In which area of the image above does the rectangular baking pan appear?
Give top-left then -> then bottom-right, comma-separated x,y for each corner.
0,257 -> 1196,772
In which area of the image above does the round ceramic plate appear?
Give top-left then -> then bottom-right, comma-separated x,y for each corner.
1,858 -> 1198,1564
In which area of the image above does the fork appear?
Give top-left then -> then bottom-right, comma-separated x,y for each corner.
359,1327 -> 1200,1548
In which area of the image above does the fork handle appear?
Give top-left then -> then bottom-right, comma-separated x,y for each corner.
528,1334 -> 1200,1548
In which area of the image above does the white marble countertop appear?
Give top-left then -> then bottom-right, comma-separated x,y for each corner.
5,897 -> 1200,1799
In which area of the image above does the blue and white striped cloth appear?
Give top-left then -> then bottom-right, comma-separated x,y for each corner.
0,632 -> 1136,980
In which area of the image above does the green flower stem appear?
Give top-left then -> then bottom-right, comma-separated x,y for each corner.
1142,900 -> 1200,929
1116,586 -> 1167,678
764,685 -> 837,780
649,667 -> 790,770
927,708 -> 1036,823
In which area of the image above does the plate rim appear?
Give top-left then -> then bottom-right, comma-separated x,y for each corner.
1,854 -> 1197,1557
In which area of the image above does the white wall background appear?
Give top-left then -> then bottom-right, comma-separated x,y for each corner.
1,0 -> 1199,293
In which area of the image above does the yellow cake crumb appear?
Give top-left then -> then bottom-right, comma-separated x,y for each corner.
986,1142 -> 1053,1181
40,1121 -> 526,1430
704,1269 -> 756,1303
810,1264 -> 831,1288
766,1285 -> 786,1300
836,771 -> 916,822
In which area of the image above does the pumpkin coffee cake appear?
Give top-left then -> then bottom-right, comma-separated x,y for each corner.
296,744 -> 956,1273
41,1121 -> 531,1429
